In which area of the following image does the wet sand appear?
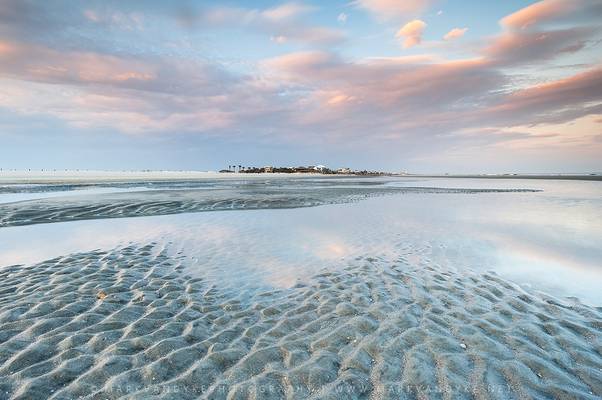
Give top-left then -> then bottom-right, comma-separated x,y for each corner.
1,244 -> 600,399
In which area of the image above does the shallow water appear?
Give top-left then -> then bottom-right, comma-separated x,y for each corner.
1,176 -> 601,399
0,176 -> 600,304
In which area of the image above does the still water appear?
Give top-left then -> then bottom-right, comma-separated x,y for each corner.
0,177 -> 600,304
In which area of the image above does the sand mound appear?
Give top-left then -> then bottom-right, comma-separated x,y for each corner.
0,245 -> 600,399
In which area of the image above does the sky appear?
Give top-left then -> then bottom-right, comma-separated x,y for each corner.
0,0 -> 601,173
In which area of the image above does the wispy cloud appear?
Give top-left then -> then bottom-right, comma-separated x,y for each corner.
500,0 -> 582,30
178,2 -> 346,45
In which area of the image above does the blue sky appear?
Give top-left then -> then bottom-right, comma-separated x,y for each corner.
1,0 -> 601,173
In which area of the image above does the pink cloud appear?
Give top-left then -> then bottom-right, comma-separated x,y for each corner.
353,0 -> 433,19
484,27 -> 592,66
443,27 -> 468,41
490,66 -> 602,116
262,47 -> 602,146
479,0 -> 600,69
261,2 -> 314,21
290,27 -> 346,45
0,41 -> 16,55
396,19 -> 427,48
0,38 -> 256,134
0,41 -> 158,87
83,10 -> 100,22
184,4 -> 345,45
500,0 -> 580,30
264,51 -> 495,120
326,93 -> 356,106
262,51 -> 339,80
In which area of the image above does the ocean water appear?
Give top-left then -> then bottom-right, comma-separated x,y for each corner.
0,176 -> 600,305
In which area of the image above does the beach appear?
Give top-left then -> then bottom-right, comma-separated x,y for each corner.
4,0 -> 602,397
0,174 -> 601,399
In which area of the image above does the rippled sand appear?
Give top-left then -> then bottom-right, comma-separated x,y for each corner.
1,244 -> 600,399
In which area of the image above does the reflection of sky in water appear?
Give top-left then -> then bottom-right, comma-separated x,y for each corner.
0,178 -> 600,304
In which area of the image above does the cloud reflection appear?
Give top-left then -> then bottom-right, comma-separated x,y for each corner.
0,178 -> 600,304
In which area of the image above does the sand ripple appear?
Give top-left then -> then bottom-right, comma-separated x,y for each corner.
0,186 -> 538,227
0,245 -> 600,399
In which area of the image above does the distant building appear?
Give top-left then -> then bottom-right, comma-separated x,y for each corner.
264,166 -> 274,173
337,167 -> 352,174
314,165 -> 327,172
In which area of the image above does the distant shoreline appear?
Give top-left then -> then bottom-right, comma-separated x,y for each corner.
400,174 -> 602,181
1,170 -> 600,184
